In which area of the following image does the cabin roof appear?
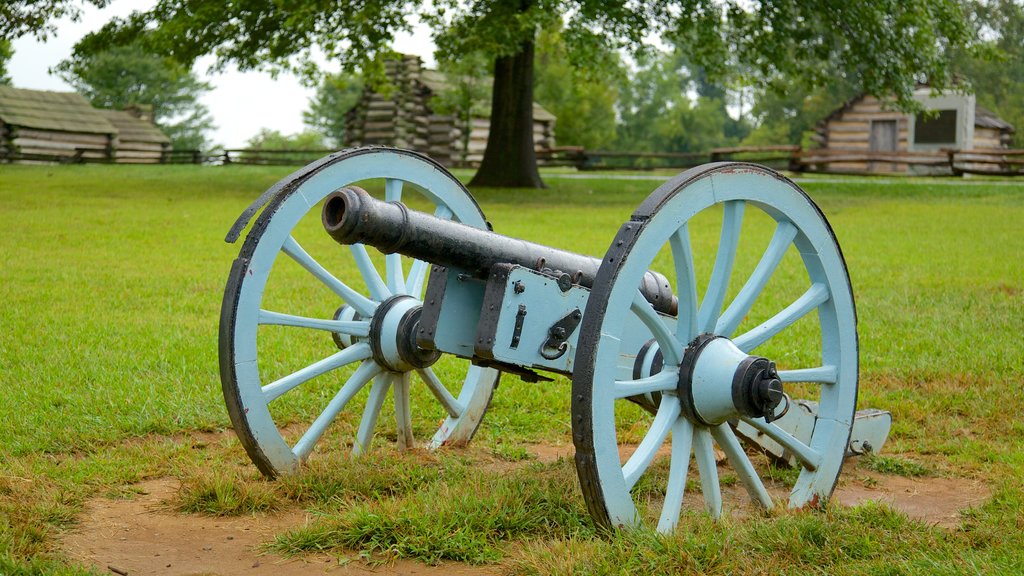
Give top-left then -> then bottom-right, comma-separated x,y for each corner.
0,85 -> 117,135
817,91 -> 1014,133
99,109 -> 171,144
975,105 -> 1014,133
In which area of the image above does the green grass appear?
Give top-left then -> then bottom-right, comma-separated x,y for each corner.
0,164 -> 1022,573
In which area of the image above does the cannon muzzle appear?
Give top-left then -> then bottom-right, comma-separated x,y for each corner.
322,186 -> 677,315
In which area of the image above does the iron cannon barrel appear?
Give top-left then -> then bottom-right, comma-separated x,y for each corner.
322,186 -> 677,315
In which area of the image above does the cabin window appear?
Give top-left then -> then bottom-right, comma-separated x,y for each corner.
914,109 -> 958,144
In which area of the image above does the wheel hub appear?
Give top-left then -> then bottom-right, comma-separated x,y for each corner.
367,295 -> 441,372
678,333 -> 784,425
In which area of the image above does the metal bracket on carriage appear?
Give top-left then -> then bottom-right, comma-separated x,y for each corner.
539,308 -> 583,360
733,400 -> 894,466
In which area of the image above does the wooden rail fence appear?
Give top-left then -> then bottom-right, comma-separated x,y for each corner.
3,145 -> 1022,176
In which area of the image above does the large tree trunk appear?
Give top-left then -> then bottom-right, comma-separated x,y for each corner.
469,39 -> 545,188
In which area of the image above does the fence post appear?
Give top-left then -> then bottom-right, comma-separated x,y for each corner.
223,150 -> 232,165
789,147 -> 803,173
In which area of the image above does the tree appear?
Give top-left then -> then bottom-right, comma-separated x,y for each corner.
742,81 -> 859,147
73,1 -> 976,188
955,0 -> 1024,146
1,0 -> 107,40
615,48 -> 745,156
0,40 -> 12,85
241,128 -> 327,164
56,43 -> 215,150
303,73 -> 364,146
533,26 -> 620,150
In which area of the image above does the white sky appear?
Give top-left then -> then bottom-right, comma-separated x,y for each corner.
8,0 -> 436,148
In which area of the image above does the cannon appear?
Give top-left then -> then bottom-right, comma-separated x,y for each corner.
219,147 -> 873,531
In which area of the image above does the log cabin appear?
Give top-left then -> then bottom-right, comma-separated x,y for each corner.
0,86 -> 170,164
344,55 -> 556,167
810,87 -> 1015,174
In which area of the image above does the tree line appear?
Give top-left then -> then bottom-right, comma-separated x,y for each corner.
2,1 -> 1022,186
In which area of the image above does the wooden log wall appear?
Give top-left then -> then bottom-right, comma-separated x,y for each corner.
0,125 -> 113,162
819,95 -> 910,173
344,55 -> 556,168
113,140 -> 168,164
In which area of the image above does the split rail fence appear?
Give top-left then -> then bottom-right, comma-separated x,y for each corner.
3,146 -> 1023,176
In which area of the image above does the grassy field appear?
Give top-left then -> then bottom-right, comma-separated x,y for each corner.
0,164 -> 1022,574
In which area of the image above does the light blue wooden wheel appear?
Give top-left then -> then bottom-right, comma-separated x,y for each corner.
220,148 -> 499,477
573,163 -> 857,531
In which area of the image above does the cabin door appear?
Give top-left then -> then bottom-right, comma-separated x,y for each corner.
869,120 -> 898,172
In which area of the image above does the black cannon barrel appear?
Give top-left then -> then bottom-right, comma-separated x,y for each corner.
322,187 -> 677,315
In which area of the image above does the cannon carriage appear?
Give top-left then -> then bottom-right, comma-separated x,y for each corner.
219,146 -> 877,531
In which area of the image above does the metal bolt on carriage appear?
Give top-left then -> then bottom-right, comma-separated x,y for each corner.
219,147 -> 890,531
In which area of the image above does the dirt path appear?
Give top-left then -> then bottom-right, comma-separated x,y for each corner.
59,445 -> 988,576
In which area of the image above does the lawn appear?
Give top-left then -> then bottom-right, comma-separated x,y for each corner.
0,163 -> 1022,574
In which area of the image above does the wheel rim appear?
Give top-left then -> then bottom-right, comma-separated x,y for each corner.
220,148 -> 500,476
573,163 -> 857,531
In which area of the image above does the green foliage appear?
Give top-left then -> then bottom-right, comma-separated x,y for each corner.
302,73 -> 364,146
431,51 -> 492,161
55,43 -> 214,150
955,0 -> 1024,146
0,40 -> 12,85
534,26 -> 620,149
244,128 -> 326,151
0,0 -> 107,41
242,129 -> 329,164
743,81 -> 860,147
616,49 -> 747,154
70,1 -> 978,185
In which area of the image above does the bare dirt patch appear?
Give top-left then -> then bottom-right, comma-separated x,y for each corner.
59,446 -> 988,575
833,461 -> 990,528
60,478 -> 495,576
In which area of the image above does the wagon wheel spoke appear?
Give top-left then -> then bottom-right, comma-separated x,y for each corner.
418,367 -> 463,419
716,221 -> 798,337
698,200 -> 745,333
631,292 -> 683,366
382,178 -> 408,295
740,416 -> 821,471
612,371 -> 678,399
733,283 -> 830,352
623,396 -> 681,490
349,243 -> 390,301
393,371 -> 414,450
693,426 -> 722,518
258,309 -> 370,336
293,359 -> 383,459
778,365 -> 837,384
282,235 -> 376,317
261,342 -> 372,404
670,224 -> 699,343
405,259 -> 429,297
353,372 -> 394,456
710,424 -> 773,508
656,416 -> 694,532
